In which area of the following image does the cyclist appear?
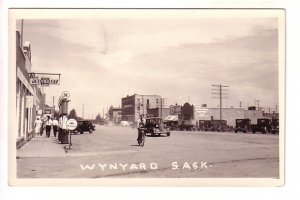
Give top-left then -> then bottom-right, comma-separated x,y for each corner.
137,114 -> 146,144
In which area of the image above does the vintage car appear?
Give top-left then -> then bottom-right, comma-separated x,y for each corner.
144,117 -> 170,136
271,118 -> 279,134
251,118 -> 272,134
200,120 -> 227,132
235,119 -> 251,133
75,119 -> 96,134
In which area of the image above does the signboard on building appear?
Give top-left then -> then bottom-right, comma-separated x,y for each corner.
43,107 -> 54,115
25,96 -> 34,108
29,73 -> 60,86
194,107 -> 210,120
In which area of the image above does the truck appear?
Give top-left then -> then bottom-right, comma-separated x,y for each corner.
199,120 -> 227,132
271,118 -> 279,134
234,119 -> 251,133
251,118 -> 272,134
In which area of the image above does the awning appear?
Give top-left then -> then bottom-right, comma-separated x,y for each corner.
163,115 -> 178,122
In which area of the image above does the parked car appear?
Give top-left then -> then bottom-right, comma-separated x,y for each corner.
75,120 -> 95,134
271,118 -> 279,134
235,119 -> 251,133
145,117 -> 170,136
251,118 -> 272,134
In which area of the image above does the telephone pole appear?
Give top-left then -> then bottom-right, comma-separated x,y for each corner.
212,84 -> 229,126
256,99 -> 260,110
82,104 -> 84,119
53,96 -> 55,116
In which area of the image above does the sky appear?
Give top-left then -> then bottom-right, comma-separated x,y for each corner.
17,16 -> 279,119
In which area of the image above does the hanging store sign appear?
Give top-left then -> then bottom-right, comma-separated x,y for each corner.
29,73 -> 61,86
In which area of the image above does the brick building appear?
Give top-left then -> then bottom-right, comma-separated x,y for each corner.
121,94 -> 162,122
108,107 -> 122,122
147,107 -> 170,119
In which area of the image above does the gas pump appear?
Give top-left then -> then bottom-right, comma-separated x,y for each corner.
58,92 -> 70,144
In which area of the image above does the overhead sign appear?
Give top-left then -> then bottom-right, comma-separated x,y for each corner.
29,72 -> 61,86
66,119 -> 78,130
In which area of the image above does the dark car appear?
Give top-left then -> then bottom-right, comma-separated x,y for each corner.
251,118 -> 272,134
211,120 -> 227,132
235,119 -> 251,133
145,117 -> 170,136
76,120 -> 96,134
201,120 -> 227,132
271,118 -> 279,134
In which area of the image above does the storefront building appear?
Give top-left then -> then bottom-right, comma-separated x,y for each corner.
16,31 -> 45,148
121,94 -> 162,123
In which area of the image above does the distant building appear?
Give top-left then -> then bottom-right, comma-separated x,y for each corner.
108,107 -> 122,122
121,94 -> 162,122
194,106 -> 264,126
16,31 -> 45,148
169,104 -> 181,115
147,107 -> 170,119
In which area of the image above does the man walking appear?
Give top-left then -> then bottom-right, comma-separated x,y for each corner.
52,117 -> 58,137
45,115 -> 52,138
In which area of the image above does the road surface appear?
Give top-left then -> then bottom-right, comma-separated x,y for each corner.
17,125 -> 279,178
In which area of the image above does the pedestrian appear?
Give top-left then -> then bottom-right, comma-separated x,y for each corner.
34,116 -> 42,138
45,115 -> 53,138
52,117 -> 58,137
137,114 -> 146,143
40,117 -> 46,136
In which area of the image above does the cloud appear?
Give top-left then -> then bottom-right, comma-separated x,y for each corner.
21,18 -> 279,116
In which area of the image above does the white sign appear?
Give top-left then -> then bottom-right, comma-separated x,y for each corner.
62,91 -> 70,99
25,96 -> 34,108
66,119 -> 77,130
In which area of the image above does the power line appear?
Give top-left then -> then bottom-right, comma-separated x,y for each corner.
211,84 -> 229,125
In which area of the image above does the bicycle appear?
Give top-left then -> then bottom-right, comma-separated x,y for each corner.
137,128 -> 146,147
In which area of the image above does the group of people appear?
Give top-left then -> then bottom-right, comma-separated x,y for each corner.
34,115 -> 59,138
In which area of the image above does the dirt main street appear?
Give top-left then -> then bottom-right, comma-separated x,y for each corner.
17,125 -> 279,178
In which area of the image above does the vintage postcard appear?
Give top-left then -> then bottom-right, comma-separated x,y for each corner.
8,9 -> 285,186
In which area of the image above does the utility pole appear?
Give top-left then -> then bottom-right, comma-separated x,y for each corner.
161,98 -> 163,118
53,96 -> 55,117
82,104 -> 84,119
21,19 -> 24,46
256,99 -> 260,110
212,84 -> 229,127
160,98 -> 167,118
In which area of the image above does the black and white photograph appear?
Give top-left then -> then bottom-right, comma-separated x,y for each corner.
8,9 -> 285,186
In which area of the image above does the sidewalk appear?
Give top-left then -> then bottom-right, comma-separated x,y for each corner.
17,136 -> 67,158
